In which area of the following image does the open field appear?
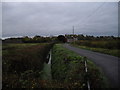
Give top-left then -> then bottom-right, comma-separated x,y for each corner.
2,43 -> 53,88
73,45 -> 120,57
72,40 -> 120,57
2,43 -> 111,88
2,43 -> 109,88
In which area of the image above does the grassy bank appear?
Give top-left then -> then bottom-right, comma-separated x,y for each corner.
2,43 -> 53,88
72,44 -> 119,57
71,40 -> 120,57
51,44 -> 108,88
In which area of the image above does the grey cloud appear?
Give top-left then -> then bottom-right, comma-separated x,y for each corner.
2,2 -> 118,37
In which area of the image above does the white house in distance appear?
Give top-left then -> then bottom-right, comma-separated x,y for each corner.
65,34 -> 78,43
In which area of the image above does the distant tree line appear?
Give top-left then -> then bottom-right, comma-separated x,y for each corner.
65,34 -> 119,41
22,36 -> 54,43
57,35 -> 67,43
2,35 -> 57,43
2,34 -> 120,43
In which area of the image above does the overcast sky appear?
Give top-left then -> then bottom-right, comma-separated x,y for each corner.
2,2 -> 118,38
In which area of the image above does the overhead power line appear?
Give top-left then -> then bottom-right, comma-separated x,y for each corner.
75,2 -> 106,27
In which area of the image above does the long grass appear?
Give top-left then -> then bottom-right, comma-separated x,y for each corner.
74,40 -> 119,49
2,43 -> 53,88
72,40 -> 120,57
51,44 -> 108,88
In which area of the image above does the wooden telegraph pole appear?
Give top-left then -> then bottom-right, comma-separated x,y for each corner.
73,26 -> 74,35
73,26 -> 75,44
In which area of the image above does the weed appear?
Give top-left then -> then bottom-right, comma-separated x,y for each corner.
2,43 -> 53,88
51,44 -> 108,88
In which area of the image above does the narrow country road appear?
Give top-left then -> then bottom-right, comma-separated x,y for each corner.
63,44 -> 119,88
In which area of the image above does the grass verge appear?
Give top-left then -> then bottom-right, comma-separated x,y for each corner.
71,44 -> 120,57
51,44 -> 109,88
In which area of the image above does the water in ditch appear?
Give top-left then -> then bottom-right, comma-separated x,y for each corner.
41,50 -> 52,80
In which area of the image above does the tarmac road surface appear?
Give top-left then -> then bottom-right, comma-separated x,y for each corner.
63,44 -> 119,88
